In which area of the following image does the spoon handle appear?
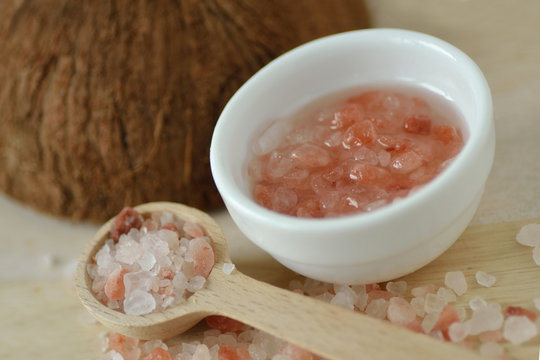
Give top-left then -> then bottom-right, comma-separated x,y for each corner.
201,269 -> 482,360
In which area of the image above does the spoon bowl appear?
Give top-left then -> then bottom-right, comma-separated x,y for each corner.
75,202 -> 483,360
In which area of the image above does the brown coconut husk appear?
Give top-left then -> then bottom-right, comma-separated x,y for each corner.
0,0 -> 370,222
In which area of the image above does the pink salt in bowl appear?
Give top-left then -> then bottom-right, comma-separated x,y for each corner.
210,29 -> 495,284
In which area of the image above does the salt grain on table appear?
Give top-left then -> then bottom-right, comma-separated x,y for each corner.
469,303 -> 504,335
448,321 -> 471,343
386,280 -> 407,296
444,271 -> 467,296
515,223 -> 540,246
222,262 -> 235,275
503,315 -> 538,344
475,270 -> 496,287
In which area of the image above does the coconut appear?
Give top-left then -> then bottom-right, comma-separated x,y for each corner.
0,0 -> 369,221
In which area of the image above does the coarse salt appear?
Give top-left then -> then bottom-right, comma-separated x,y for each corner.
475,270 -> 496,287
503,315 -> 538,344
88,208 -> 215,315
444,271 -> 467,296
222,262 -> 236,275
516,223 -> 540,247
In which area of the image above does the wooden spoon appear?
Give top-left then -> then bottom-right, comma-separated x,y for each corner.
75,202 -> 483,360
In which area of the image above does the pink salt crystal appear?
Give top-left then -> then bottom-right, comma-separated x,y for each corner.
124,271 -> 153,297
272,186 -> 298,213
410,297 -> 425,317
391,151 -> 423,174
448,321 -> 471,343
421,312 -> 439,334
385,280 -> 407,296
137,252 -> 157,271
330,285 -> 357,310
411,284 -> 436,298
455,307 -> 467,322
124,289 -> 156,315
115,237 -> 144,265
268,153 -> 295,180
183,221 -> 205,239
365,298 -> 388,319
188,237 -> 215,278
503,315 -> 538,344
387,297 -> 416,325
469,304 -> 504,335
424,293 -> 447,314
479,342 -> 503,357
468,296 -> 487,311
475,270 -> 496,287
515,223 -> 540,246
533,246 -> 540,265
436,287 -> 456,303
290,144 -> 331,167
222,262 -> 235,275
444,271 -> 467,296
187,276 -> 206,292
351,147 -> 378,165
378,150 -> 391,167
104,268 -> 129,301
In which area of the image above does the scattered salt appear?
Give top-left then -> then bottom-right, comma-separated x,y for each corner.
468,303 -> 504,335
365,298 -> 388,319
444,271 -> 467,296
222,262 -> 236,275
187,276 -> 206,292
469,296 -> 487,311
410,297 -> 426,317
479,342 -> 503,357
475,270 -> 496,287
330,285 -> 357,310
386,280 -> 407,296
424,293 -> 447,314
421,312 -> 439,334
515,223 -> 540,246
448,321 -> 471,343
387,297 -> 416,325
503,315 -> 538,344
411,284 -> 435,298
437,287 -> 457,303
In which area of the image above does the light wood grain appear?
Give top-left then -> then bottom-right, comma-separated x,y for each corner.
76,202 -> 487,360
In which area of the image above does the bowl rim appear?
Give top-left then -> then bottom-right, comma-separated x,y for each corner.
210,28 -> 493,242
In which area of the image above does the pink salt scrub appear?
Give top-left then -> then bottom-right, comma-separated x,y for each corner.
88,207 -> 215,315
249,89 -> 464,217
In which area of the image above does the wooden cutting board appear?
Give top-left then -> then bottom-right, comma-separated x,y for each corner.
1,216 -> 539,360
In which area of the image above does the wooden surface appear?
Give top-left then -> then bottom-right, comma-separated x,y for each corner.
75,202 -> 485,360
2,1 -> 540,359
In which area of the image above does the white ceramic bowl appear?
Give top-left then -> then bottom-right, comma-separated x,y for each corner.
210,29 -> 494,284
